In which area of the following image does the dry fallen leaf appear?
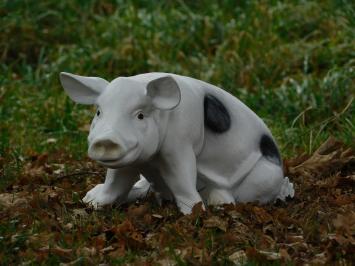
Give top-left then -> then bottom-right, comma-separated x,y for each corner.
0,192 -> 29,208
79,246 -> 97,257
204,216 -> 228,232
310,252 -> 328,264
333,211 -> 355,244
246,247 -> 294,263
289,137 -> 355,178
252,206 -> 273,224
228,250 -> 248,265
127,203 -> 150,218
38,245 -> 73,260
100,245 -> 115,254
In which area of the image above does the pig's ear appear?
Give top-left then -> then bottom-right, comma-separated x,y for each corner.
59,72 -> 108,104
146,76 -> 181,110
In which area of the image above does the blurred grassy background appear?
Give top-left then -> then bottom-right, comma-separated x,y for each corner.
0,0 -> 354,189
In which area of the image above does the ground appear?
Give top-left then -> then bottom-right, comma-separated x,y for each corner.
0,138 -> 354,265
0,1 -> 354,265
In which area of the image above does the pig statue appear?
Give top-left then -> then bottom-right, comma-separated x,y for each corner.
60,72 -> 294,214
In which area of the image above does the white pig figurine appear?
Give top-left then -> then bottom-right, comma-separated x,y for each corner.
60,72 -> 294,214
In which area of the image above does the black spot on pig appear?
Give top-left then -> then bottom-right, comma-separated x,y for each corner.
204,94 -> 231,133
260,134 -> 281,165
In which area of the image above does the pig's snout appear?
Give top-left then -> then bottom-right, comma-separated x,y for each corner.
88,139 -> 123,161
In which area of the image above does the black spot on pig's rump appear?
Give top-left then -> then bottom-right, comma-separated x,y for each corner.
260,134 -> 282,165
204,94 -> 231,133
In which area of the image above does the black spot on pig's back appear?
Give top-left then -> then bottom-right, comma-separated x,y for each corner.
260,134 -> 282,165
204,94 -> 231,133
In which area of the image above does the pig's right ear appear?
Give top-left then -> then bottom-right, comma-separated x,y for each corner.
59,72 -> 108,104
146,76 -> 181,110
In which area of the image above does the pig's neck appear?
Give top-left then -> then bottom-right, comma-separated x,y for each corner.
154,110 -> 170,152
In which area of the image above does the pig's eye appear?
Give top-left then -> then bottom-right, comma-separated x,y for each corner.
137,112 -> 144,120
96,110 -> 101,116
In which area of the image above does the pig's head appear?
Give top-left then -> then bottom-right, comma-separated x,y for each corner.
59,72 -> 181,168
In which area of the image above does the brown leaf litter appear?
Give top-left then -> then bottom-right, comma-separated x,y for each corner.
0,137 -> 354,264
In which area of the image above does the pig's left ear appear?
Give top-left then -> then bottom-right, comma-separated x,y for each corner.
59,72 -> 109,104
146,76 -> 181,110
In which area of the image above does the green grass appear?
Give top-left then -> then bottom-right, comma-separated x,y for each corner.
1,0 -> 354,166
0,0 -> 354,263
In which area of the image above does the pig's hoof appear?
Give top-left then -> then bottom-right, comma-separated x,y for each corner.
176,198 -> 205,215
82,184 -> 117,209
207,188 -> 235,205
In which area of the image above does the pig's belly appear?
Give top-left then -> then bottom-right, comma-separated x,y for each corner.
196,150 -> 262,189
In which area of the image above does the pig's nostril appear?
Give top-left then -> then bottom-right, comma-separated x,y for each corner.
90,139 -> 122,160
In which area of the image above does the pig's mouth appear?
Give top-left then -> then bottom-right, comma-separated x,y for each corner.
99,158 -> 120,163
95,146 -> 141,168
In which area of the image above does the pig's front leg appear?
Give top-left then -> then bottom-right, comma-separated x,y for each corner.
160,146 -> 204,214
83,167 -> 139,209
